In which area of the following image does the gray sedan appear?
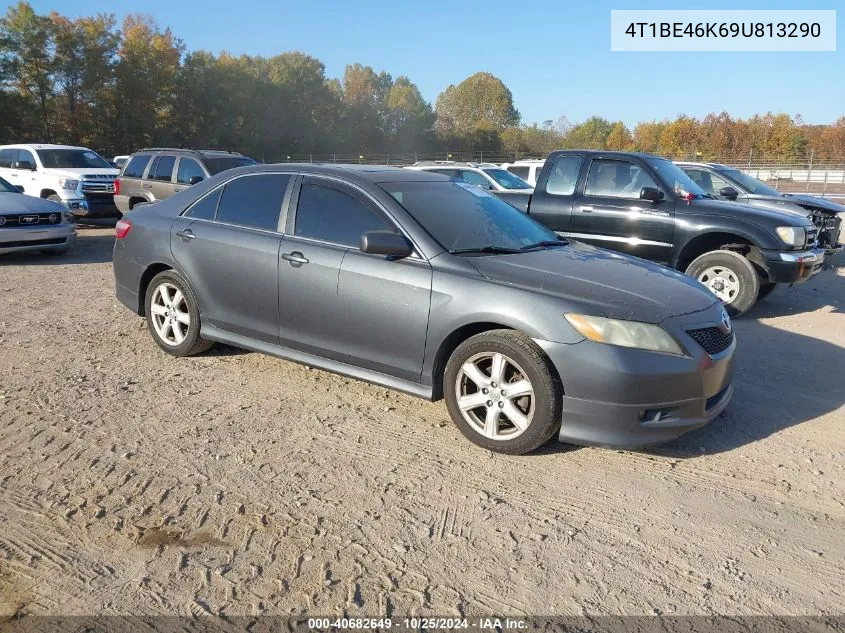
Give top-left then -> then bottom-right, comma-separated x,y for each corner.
113,165 -> 735,454
1,176 -> 76,255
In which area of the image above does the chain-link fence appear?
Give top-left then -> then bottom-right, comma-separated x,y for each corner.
256,151 -> 845,199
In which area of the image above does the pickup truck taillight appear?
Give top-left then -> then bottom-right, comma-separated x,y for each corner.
115,219 -> 131,239
114,178 -> 120,195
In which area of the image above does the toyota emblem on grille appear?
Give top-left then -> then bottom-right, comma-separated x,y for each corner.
719,307 -> 732,334
21,215 -> 38,224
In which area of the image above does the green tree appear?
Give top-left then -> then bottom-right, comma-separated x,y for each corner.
631,121 -> 665,154
564,116 -> 613,149
435,72 -> 519,148
605,121 -> 632,150
384,76 -> 434,152
0,1 -> 55,139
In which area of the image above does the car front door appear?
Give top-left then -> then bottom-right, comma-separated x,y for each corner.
459,169 -> 495,191
571,157 -> 675,262
175,156 -> 206,193
170,172 -> 293,343
279,176 -> 432,382
0,149 -> 19,189
11,149 -> 38,194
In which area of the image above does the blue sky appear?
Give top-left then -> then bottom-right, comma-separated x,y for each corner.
31,0 -> 844,127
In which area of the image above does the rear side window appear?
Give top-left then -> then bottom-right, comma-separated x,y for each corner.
184,188 -> 221,221
507,166 -> 530,179
215,174 -> 290,231
123,154 -> 151,178
546,156 -> 583,195
151,155 -> 176,181
0,149 -> 17,168
177,157 -> 205,184
295,183 -> 392,247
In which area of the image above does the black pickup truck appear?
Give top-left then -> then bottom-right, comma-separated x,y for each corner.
498,150 -> 830,315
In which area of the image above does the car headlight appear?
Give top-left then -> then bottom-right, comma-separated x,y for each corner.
564,313 -> 686,356
57,178 -> 79,191
775,226 -> 806,248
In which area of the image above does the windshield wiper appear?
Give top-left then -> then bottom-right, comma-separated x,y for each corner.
450,246 -> 522,255
519,238 -> 568,250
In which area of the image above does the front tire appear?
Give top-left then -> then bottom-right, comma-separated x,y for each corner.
686,250 -> 760,316
144,270 -> 213,356
443,330 -> 562,455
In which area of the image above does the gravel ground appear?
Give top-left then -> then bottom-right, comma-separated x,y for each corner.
0,226 -> 843,618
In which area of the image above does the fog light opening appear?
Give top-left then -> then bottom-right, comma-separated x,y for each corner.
639,408 -> 678,424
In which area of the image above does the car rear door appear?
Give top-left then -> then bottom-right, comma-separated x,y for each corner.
524,153 -> 585,232
170,172 -> 292,343
278,176 -> 432,382
148,153 -> 177,201
571,156 -> 675,262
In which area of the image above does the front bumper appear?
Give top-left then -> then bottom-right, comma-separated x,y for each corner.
0,224 -> 76,254
536,305 -> 735,449
761,247 -> 825,284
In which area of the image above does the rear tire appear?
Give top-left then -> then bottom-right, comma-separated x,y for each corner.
685,250 -> 760,317
443,329 -> 562,455
144,270 -> 213,357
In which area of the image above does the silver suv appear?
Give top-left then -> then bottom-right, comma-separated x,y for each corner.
405,161 -> 533,194
115,148 -> 256,213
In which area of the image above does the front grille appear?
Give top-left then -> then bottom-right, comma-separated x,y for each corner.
0,212 -> 63,227
81,179 -> 115,194
687,326 -> 734,355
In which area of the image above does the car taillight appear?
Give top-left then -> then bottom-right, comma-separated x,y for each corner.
115,218 -> 131,239
114,178 -> 120,195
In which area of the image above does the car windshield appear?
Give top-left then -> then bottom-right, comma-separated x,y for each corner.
483,168 -> 532,190
203,156 -> 258,175
380,180 -> 559,253
36,149 -> 112,169
0,176 -> 18,193
719,168 -> 781,196
647,158 -> 707,198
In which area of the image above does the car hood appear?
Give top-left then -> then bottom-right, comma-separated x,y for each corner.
0,193 -> 65,215
466,241 -> 718,323
48,168 -> 119,178
781,193 -> 845,214
685,197 -> 811,224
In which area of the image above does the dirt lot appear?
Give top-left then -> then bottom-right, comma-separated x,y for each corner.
0,226 -> 843,618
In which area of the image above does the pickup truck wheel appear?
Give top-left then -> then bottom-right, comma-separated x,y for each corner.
757,282 -> 777,300
444,330 -> 562,455
686,250 -> 760,316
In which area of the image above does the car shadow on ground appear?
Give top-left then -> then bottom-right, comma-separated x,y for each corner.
0,225 -> 115,266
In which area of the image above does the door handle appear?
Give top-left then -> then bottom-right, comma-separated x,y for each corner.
174,187 -> 185,193
282,251 -> 309,265
142,183 -> 152,189
579,205 -> 593,212
176,229 -> 196,240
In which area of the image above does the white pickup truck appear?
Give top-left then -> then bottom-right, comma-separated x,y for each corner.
0,144 -> 120,218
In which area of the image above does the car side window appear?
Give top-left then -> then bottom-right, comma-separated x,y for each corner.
708,171 -> 733,194
546,156 -> 583,195
177,158 -> 205,184
15,149 -> 36,167
507,166 -> 530,179
0,149 -> 16,168
683,169 -> 712,192
123,154 -> 151,178
584,159 -> 657,198
151,155 -> 176,182
184,188 -> 222,221
295,183 -> 393,248
215,174 -> 290,231
459,170 -> 491,189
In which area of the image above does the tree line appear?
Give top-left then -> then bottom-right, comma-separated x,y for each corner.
2,2 -> 843,164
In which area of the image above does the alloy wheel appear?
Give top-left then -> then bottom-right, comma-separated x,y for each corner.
150,282 -> 191,346
455,352 -> 535,440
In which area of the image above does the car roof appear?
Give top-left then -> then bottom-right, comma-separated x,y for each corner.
0,143 -> 94,150
135,147 -> 246,157
674,161 -> 731,169
549,149 -> 660,160
223,163 -> 451,184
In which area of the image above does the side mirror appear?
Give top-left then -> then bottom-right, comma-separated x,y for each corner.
360,231 -> 413,258
640,186 -> 664,202
14,185 -> 24,192
14,160 -> 35,171
719,186 -> 739,200
188,176 -> 204,185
